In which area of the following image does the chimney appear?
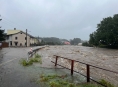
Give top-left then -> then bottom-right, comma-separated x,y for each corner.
14,28 -> 16,30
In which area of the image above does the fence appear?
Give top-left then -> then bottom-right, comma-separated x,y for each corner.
51,55 -> 118,87
1,42 -> 9,48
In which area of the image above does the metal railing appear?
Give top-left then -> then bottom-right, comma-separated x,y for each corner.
51,55 -> 118,87
27,47 -> 45,60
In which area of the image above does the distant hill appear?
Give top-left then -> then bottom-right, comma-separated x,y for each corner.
36,37 -> 82,45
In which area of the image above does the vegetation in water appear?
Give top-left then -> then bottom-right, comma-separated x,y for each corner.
20,54 -> 42,66
99,79 -> 115,87
38,74 -> 108,87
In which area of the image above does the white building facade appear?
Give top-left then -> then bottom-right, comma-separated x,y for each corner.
6,29 -> 38,47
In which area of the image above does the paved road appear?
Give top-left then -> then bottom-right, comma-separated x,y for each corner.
0,47 -> 40,87
0,46 -> 75,87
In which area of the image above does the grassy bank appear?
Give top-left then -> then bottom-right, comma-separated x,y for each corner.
37,74 -> 115,87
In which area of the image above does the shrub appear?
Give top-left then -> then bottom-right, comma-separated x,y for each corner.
49,81 -> 60,87
20,59 -> 33,66
20,54 -> 42,66
99,79 -> 114,87
35,54 -> 41,58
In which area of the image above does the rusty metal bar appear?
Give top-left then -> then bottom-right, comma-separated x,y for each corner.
55,56 -> 58,66
71,60 -> 74,75
53,55 -> 118,74
86,64 -> 90,82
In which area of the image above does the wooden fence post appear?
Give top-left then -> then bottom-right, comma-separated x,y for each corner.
86,64 -> 90,82
55,56 -> 58,66
71,60 -> 74,75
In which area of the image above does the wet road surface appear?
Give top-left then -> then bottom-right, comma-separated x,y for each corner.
0,46 -> 85,87
0,46 -> 118,87
37,46 -> 118,86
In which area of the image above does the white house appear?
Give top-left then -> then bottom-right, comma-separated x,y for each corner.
6,28 -> 38,47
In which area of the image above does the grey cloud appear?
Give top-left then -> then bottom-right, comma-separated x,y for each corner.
0,0 -> 118,40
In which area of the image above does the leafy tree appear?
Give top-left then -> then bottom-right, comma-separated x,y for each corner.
0,29 -> 6,41
70,38 -> 81,45
89,14 -> 118,48
82,41 -> 89,46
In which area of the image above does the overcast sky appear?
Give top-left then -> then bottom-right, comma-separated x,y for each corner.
0,0 -> 118,40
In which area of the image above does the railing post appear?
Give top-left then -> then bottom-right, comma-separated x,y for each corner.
71,60 -> 74,75
55,56 -> 58,66
86,64 -> 90,82
27,52 -> 29,61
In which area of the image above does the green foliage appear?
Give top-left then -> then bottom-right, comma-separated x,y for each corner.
35,54 -> 41,58
39,37 -> 62,45
0,29 -> 6,41
49,81 -> 60,87
82,41 -> 92,47
89,14 -> 118,48
20,54 -> 42,66
39,74 -> 103,87
79,83 -> 102,87
20,59 -> 33,66
99,79 -> 114,87
70,38 -> 81,45
67,83 -> 76,87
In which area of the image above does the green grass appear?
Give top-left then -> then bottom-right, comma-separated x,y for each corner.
38,74 -> 104,87
99,79 -> 114,87
20,54 -> 42,66
35,54 -> 41,58
20,59 -> 33,66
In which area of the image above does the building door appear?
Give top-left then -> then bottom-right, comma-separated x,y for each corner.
14,42 -> 18,46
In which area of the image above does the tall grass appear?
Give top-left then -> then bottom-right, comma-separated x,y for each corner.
20,54 -> 42,66
38,74 -> 104,87
20,59 -> 33,66
99,79 -> 114,87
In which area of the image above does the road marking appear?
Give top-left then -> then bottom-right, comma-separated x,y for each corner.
0,58 -> 17,67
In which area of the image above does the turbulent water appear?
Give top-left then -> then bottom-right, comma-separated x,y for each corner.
0,46 -> 118,87
38,46 -> 118,86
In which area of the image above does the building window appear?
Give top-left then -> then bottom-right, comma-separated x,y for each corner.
25,37 -> 27,40
15,37 -> 18,40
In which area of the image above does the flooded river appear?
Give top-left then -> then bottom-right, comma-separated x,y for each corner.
38,46 -> 118,86
0,46 -> 118,87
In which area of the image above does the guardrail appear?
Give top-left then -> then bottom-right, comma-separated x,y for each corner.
27,46 -> 45,60
51,55 -> 118,87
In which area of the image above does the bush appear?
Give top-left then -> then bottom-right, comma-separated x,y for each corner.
20,54 -> 42,66
99,79 -> 114,87
35,54 -> 41,58
20,59 -> 33,66
38,74 -> 105,87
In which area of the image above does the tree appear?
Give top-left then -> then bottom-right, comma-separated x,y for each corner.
70,38 -> 81,45
89,14 -> 118,48
0,29 -> 6,41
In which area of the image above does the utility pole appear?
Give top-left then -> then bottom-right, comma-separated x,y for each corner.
26,29 -> 27,47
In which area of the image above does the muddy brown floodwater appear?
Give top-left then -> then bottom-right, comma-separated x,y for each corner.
0,46 -> 118,87
37,45 -> 118,86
